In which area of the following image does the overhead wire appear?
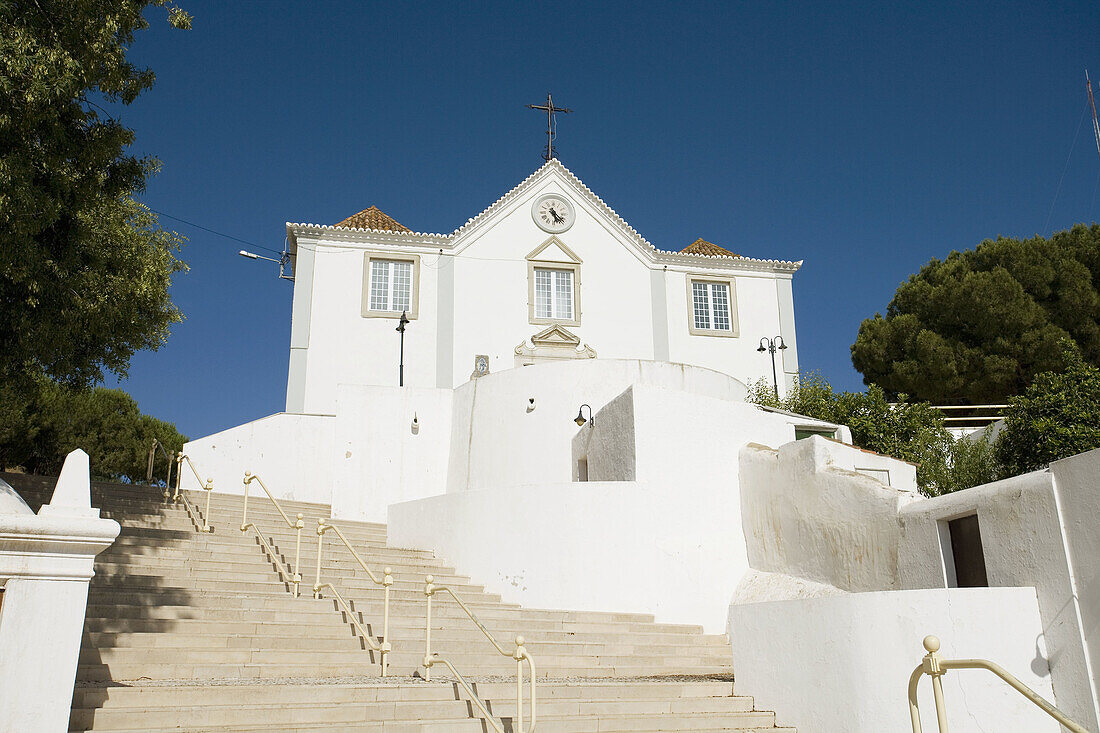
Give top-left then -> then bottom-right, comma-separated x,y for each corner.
1043,100 -> 1089,235
150,208 -> 285,256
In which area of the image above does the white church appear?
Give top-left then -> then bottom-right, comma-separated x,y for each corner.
283,157 -> 801,414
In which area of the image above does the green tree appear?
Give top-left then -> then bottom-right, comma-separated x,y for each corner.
1,0 -> 191,388
996,349 -> 1100,475
748,373 -> 955,495
850,225 -> 1100,404
0,380 -> 186,483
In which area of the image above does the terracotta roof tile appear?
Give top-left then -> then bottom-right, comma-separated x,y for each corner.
335,206 -> 411,232
680,238 -> 739,258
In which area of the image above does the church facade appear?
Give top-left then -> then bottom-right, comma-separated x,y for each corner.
284,159 -> 801,415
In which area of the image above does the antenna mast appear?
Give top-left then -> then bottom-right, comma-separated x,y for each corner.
1088,70 -> 1100,161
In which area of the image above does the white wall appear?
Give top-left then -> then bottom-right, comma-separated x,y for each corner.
445,359 -> 751,493
738,438 -> 918,596
180,413 -> 335,505
898,461 -> 1100,731
330,385 -> 453,523
388,378 -> 847,632
388,480 -> 747,632
1050,448 -> 1100,726
728,589 -> 1059,733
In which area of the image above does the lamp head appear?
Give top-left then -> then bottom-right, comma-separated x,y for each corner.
575,409 -> 587,427
756,345 -> 767,352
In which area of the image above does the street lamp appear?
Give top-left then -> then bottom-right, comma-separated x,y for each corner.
574,404 -> 594,428
396,311 -> 410,386
757,336 -> 788,400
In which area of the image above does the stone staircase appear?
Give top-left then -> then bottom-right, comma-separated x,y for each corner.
4,473 -> 793,732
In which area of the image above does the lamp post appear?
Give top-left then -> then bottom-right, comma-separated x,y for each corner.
757,336 -> 788,400
396,311 -> 410,386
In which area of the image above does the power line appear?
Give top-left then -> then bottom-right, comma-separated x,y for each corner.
151,209 -> 284,256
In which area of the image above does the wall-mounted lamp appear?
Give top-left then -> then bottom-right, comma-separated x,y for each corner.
411,412 -> 419,434
527,398 -> 536,413
574,404 -> 594,428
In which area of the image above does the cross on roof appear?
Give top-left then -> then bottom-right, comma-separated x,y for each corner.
527,93 -> 572,162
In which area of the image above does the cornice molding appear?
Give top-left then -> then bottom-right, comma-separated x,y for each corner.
286,159 -> 802,273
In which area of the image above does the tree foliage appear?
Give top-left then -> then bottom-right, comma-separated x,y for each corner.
996,348 -> 1100,475
748,373 -> 954,495
0,0 -> 191,387
0,380 -> 187,482
850,225 -> 1100,404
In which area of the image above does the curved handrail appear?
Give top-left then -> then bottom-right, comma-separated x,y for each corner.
146,439 -> 176,497
423,575 -> 537,732
313,518 -> 394,676
240,471 -> 304,597
313,581 -> 389,672
908,635 -> 1087,733
173,453 -> 214,533
424,652 -> 537,733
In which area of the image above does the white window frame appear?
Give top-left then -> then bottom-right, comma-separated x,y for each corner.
686,274 -> 738,337
526,236 -> 581,327
362,252 -> 420,319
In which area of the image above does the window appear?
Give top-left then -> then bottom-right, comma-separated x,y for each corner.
526,236 -> 582,326
534,268 -> 574,320
362,253 -> 420,319
686,275 -> 738,336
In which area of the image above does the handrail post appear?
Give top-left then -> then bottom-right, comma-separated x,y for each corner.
241,471 -> 252,531
921,636 -> 949,732
515,635 -> 526,732
292,512 -> 304,598
173,453 -> 184,502
424,575 -> 434,682
165,450 -> 175,501
202,477 -> 214,532
381,567 -> 393,677
314,518 -> 326,599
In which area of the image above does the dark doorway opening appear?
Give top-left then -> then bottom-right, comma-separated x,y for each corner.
948,514 -> 989,587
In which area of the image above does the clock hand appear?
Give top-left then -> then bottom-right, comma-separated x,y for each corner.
549,207 -> 565,224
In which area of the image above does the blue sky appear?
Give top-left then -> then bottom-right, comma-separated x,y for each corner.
111,0 -> 1100,439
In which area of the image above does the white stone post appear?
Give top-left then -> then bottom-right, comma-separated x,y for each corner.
0,449 -> 121,733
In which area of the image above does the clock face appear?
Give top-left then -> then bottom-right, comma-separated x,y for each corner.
532,194 -> 575,233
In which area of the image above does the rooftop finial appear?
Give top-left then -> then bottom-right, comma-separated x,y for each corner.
526,93 -> 573,162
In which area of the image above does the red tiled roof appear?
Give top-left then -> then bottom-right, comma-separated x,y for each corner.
681,238 -> 739,257
335,206 -> 411,232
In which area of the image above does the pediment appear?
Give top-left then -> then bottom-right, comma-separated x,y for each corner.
531,324 -> 581,347
515,324 -> 597,364
526,236 -> 581,264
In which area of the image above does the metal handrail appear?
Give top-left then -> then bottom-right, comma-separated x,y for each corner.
146,439 -> 175,498
908,635 -> 1087,733
240,471 -> 304,597
423,575 -> 537,732
173,453 -> 214,533
313,518 -> 394,676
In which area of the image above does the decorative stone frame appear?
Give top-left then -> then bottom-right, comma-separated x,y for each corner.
514,325 -> 596,367
526,237 -> 581,327
361,252 -> 420,320
685,273 -> 739,337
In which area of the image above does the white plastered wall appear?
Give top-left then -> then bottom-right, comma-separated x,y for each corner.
728,589 -> 1058,733
737,438 -> 918,597
179,413 -> 335,504
330,385 -> 453,523
898,457 -> 1100,731
388,376 -> 845,631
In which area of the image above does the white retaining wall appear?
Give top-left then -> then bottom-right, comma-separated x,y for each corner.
728,588 -> 1058,733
